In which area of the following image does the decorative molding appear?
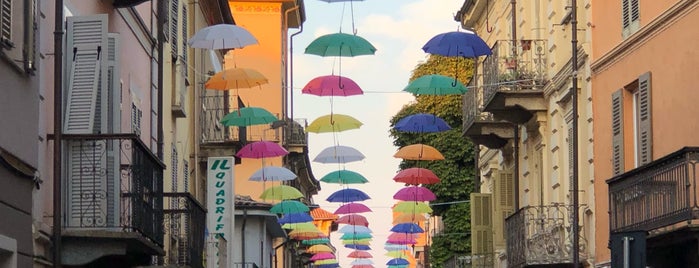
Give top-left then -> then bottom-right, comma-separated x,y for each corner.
230,2 -> 282,14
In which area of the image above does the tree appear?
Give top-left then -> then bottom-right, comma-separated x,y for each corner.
389,55 -> 476,268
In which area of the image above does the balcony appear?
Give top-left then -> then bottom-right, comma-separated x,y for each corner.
161,193 -> 206,268
233,263 -> 259,268
456,0 -> 488,28
462,78 -> 512,149
506,204 -> 587,268
482,40 -> 548,124
283,118 -> 308,153
61,134 -> 164,266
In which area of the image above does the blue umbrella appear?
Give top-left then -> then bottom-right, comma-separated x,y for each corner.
422,31 -> 491,58
390,222 -> 424,234
395,113 -> 451,133
387,258 -> 410,266
278,213 -> 313,224
326,188 -> 371,203
338,224 -> 372,234
315,264 -> 340,268
345,244 -> 371,250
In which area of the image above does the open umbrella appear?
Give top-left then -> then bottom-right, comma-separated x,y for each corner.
278,213 -> 314,224
307,114 -> 363,133
250,166 -> 297,182
393,201 -> 433,214
282,222 -> 320,231
270,200 -> 309,214
340,232 -> 372,240
220,107 -> 278,127
338,224 -> 372,234
385,250 -> 411,258
307,244 -> 335,253
289,231 -> 326,240
314,145 -> 365,163
393,213 -> 428,224
386,258 -> 410,266
403,74 -> 468,95
393,144 -> 444,161
334,203 -> 372,214
351,265 -> 375,268
188,24 -> 258,50
391,223 -> 424,234
393,167 -> 440,185
393,186 -> 437,202
337,214 -> 369,226
204,67 -> 268,91
345,244 -> 370,250
351,259 -> 374,265
305,32 -> 376,57
348,250 -> 373,258
326,188 -> 370,203
387,238 -> 417,245
236,140 -> 288,159
302,238 -> 331,245
315,264 -> 340,268
384,243 -> 410,251
310,252 -> 336,261
422,31 -> 491,58
259,185 -> 303,200
394,113 -> 451,133
341,238 -> 371,245
388,232 -> 421,241
303,75 -> 364,96
320,170 -> 369,184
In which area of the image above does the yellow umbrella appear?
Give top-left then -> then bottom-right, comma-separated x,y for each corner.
281,222 -> 320,231
314,259 -> 339,265
393,201 -> 433,214
393,143 -> 444,160
393,213 -> 428,224
341,239 -> 371,245
259,185 -> 303,200
288,230 -> 326,240
204,67 -> 268,91
306,244 -> 334,253
385,250 -> 412,258
306,114 -> 363,133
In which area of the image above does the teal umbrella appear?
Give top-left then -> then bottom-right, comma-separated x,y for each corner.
319,170 -> 369,184
269,200 -> 310,214
302,238 -> 331,245
340,232 -> 372,240
220,106 -> 278,127
305,33 -> 377,57
403,74 -> 468,95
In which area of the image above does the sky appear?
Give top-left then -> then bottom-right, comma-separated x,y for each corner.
291,0 -> 465,266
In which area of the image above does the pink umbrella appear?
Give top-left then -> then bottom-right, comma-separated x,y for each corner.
236,140 -> 289,159
347,250 -> 373,258
351,265 -> 374,268
334,203 -> 373,214
393,167 -> 440,185
310,252 -> 336,261
387,238 -> 417,245
336,214 -> 369,226
388,232 -> 420,241
393,186 -> 437,201
302,75 -> 364,97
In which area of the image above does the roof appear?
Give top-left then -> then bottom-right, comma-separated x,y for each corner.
310,207 -> 337,220
235,195 -> 273,210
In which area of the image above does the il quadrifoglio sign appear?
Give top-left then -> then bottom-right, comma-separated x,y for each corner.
207,157 -> 234,236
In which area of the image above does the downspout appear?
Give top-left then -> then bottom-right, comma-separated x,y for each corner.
283,5 -> 299,121
288,3 -> 303,121
53,1 -> 64,267
571,0 -> 580,266
242,208 -> 247,266
156,0 -> 166,160
510,0 -> 519,210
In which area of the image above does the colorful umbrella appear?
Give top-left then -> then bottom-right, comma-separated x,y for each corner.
220,107 -> 278,127
310,252 -> 336,261
345,244 -> 371,250
303,75 -> 364,96
315,264 -> 340,268
393,201 -> 433,214
320,170 -> 369,184
278,213 -> 314,224
289,230 -> 326,240
314,145 -> 365,163
351,259 -> 374,265
334,203 -> 372,214
393,144 -> 445,161
388,232 -> 420,241
236,140 -> 288,159
270,200 -> 309,214
326,188 -> 371,203
204,67 -> 268,91
341,239 -> 371,245
188,24 -> 258,50
336,214 -> 369,226
393,213 -> 428,224
315,259 -> 339,265
351,265 -> 375,268
387,258 -> 410,266
302,238 -> 331,245
250,166 -> 297,182
390,223 -> 424,234
348,250 -> 373,258
340,232 -> 372,240
259,185 -> 303,200
387,238 -> 417,245
394,113 -> 451,133
393,168 -> 440,185
282,222 -> 319,231
387,265 -> 408,268
385,250 -> 411,258
384,243 -> 410,251
403,74 -> 468,95
338,224 -> 372,234
306,114 -> 363,133
305,32 -> 377,57
422,31 -> 491,58
393,186 -> 437,201
307,244 -> 335,253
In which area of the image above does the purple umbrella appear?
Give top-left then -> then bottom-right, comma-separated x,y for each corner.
236,140 -> 288,159
326,188 -> 370,203
386,238 -> 417,245
393,186 -> 437,202
390,223 -> 424,234
394,113 -> 451,133
334,203 -> 372,214
302,75 -> 364,97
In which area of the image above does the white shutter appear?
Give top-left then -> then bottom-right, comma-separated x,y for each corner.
637,72 -> 652,165
0,0 -> 10,42
611,89 -> 624,175
170,0 -> 179,59
106,33 -> 121,133
66,140 -> 108,227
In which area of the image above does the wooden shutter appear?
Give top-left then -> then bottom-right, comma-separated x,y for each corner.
493,171 -> 514,248
611,89 -> 624,175
567,115 -> 575,189
0,0 -> 10,42
170,0 -> 179,59
621,0 -> 630,29
637,72 -> 652,165
471,193 -> 493,254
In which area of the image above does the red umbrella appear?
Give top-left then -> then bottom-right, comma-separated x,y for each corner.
387,238 -> 417,245
351,265 -> 374,268
347,250 -> 373,259
302,75 -> 364,97
336,214 -> 369,226
236,140 -> 288,159
393,186 -> 436,201
393,167 -> 440,185
334,203 -> 372,214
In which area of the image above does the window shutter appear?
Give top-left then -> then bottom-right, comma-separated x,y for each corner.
471,193 -> 493,254
181,4 -> 187,62
621,0 -> 630,29
493,171 -> 514,248
183,160 -> 189,192
1,0 -> 11,45
106,33 -> 121,133
611,89 -> 624,175
630,0 -> 640,22
637,72 -> 652,165
66,140 -> 108,227
170,0 -> 179,59
567,115 -> 575,189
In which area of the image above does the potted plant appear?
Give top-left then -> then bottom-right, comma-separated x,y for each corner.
520,39 -> 532,51
504,57 -> 517,69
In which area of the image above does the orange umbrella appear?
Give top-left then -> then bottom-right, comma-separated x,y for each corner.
393,213 -> 428,224
393,144 -> 444,160
204,67 -> 268,91
307,244 -> 334,253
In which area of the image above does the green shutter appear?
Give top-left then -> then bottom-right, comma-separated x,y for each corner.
611,89 -> 624,175
471,193 -> 493,254
637,72 -> 652,165
493,171 -> 514,248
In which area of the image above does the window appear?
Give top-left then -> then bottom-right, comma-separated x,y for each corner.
611,72 -> 652,174
0,234 -> 17,268
132,103 -> 142,135
1,0 -> 36,73
622,0 -> 640,38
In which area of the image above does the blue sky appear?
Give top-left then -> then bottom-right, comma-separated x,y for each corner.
292,0 -> 465,266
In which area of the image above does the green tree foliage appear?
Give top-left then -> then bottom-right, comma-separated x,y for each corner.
389,55 -> 476,267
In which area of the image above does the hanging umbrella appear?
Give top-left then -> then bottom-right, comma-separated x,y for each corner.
306,114 -> 363,133
310,252 -> 336,261
341,238 -> 371,245
348,250 -> 373,258
303,75 -> 364,97
386,258 -> 410,266
391,223 -> 424,234
352,266 -> 374,268
259,185 -> 303,200
340,232 -> 372,240
393,213 -> 428,224
393,168 -> 440,185
422,31 -> 491,58
307,244 -> 335,253
315,264 -> 340,268
345,244 -> 371,250
250,166 -> 297,182
394,113 -> 451,133
282,222 -> 320,231
387,265 -> 408,268
220,107 -> 278,127
388,232 -> 421,241
270,200 -> 309,214
302,238 -> 331,245
188,24 -> 258,50
338,224 -> 372,234
334,203 -> 372,214
320,170 -> 369,184
403,74 -> 468,95
305,32 -> 376,57
315,259 -> 339,265
326,188 -> 371,203
336,214 -> 369,226
350,259 -> 374,265
236,140 -> 288,159
387,238 -> 417,245
314,145 -> 365,163
393,186 -> 437,202
384,243 -> 410,251
289,230 -> 326,240
278,213 -> 314,224
393,201 -> 433,214
393,144 -> 444,161
385,250 -> 411,258
204,67 -> 268,91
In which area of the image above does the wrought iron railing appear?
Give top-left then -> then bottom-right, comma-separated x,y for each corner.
463,75 -> 496,132
283,118 -> 307,147
505,204 -> 587,268
200,94 -> 281,144
482,39 -> 548,105
162,192 -> 206,268
233,262 -> 259,268
62,133 -> 164,246
444,254 -> 490,268
608,147 -> 699,233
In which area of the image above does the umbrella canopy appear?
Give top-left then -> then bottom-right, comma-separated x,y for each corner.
386,258 -> 410,266
351,265 -> 375,268
305,32 -> 377,57
393,186 -> 437,202
320,170 -> 369,184
236,141 -> 288,159
260,185 -> 303,200
188,24 -> 258,49
307,114 -> 363,133
282,222 -> 320,231
351,259 -> 374,265
326,188 -> 371,203
384,243 -> 410,251
348,250 -> 373,258
393,168 -> 440,185
403,74 -> 468,95
345,244 -> 371,250
204,68 -> 268,91
393,201 -> 433,214
289,230 -> 326,240
278,213 -> 314,224
220,107 -> 278,127
307,244 -> 335,253
387,238 -> 417,245
336,214 -> 369,226
422,31 -> 491,58
341,239 -> 371,245
250,166 -> 297,182
391,223 -> 424,234
340,232 -> 372,240
388,232 -> 421,241
338,224 -> 372,234
314,145 -> 365,164
303,75 -> 364,97
316,264 -> 340,268
302,238 -> 331,245
315,259 -> 339,265
393,213 -> 428,224
394,113 -> 451,133
385,250 -> 411,258
334,203 -> 372,214
393,144 -> 445,161
310,252 -> 336,261
270,200 -> 310,214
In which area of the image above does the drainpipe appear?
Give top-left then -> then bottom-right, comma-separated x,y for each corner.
242,209 -> 247,267
53,1 -> 64,267
156,0 -> 166,160
287,2 -> 303,121
510,0 -> 520,210
571,0 -> 580,266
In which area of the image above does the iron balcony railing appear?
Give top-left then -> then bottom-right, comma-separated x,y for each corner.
506,204 -> 587,268
233,262 -> 259,268
162,192 -> 206,268
482,39 -> 548,105
62,133 -> 164,246
199,94 -> 280,144
462,75 -> 496,131
608,147 -> 699,233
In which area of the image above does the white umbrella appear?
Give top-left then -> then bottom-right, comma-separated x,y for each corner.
249,166 -> 297,181
313,145 -> 365,164
350,259 -> 374,265
337,224 -> 372,234
384,243 -> 410,251
188,24 -> 258,50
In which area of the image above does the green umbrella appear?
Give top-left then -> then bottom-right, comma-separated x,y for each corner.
403,74 -> 468,95
302,238 -> 331,245
259,185 -> 303,200
220,106 -> 278,127
282,222 -> 320,231
340,232 -> 372,240
270,200 -> 310,214
319,170 -> 369,184
305,32 -> 377,57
